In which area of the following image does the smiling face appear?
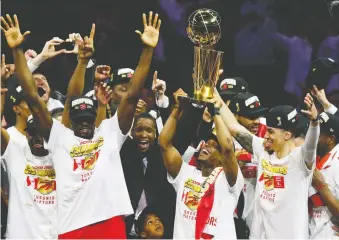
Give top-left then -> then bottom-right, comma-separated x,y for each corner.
140,214 -> 164,239
33,73 -> 51,103
26,128 -> 46,152
132,117 -> 157,153
237,115 -> 260,134
264,127 -> 293,152
198,138 -> 222,165
71,117 -> 96,139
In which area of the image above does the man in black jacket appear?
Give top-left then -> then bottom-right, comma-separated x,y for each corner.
120,112 -> 176,239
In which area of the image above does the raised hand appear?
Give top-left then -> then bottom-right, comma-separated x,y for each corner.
301,93 -> 318,121
1,54 -> 15,94
65,33 -> 83,54
95,82 -> 112,105
152,71 -> 166,96
134,99 -> 147,116
40,37 -> 66,59
135,12 -> 161,48
78,24 -> 95,60
311,85 -> 331,110
1,14 -> 30,48
24,49 -> 37,61
173,88 -> 187,106
95,65 -> 111,82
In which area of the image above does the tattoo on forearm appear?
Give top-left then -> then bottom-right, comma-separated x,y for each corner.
235,132 -> 253,154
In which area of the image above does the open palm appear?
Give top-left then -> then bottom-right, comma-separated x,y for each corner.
1,14 -> 30,49
135,12 -> 161,48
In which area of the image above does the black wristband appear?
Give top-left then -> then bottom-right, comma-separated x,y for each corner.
208,106 -> 220,117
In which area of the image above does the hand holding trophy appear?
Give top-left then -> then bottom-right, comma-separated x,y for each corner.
180,9 -> 223,106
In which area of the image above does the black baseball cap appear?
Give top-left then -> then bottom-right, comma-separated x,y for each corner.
229,93 -> 268,118
295,113 -> 309,137
69,96 -> 97,122
106,68 -> 134,87
219,77 -> 249,100
266,105 -> 298,130
6,84 -> 24,108
319,112 -> 339,138
306,57 -> 339,90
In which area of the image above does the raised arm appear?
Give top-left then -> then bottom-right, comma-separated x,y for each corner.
95,82 -> 112,127
1,14 -> 52,141
159,89 -> 186,179
62,24 -> 95,128
117,12 -> 161,134
212,101 -> 239,187
301,93 -> 320,170
311,85 -> 338,115
214,88 -> 255,153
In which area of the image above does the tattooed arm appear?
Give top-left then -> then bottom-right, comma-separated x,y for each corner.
214,90 -> 255,154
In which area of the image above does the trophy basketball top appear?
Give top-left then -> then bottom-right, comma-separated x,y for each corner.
187,8 -> 221,47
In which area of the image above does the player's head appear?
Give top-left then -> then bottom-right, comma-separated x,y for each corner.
131,112 -> 157,153
229,93 -> 268,135
24,116 -> 48,156
135,206 -> 164,239
69,96 -> 97,139
109,68 -> 134,105
33,73 -> 51,104
264,106 -> 298,153
197,129 -> 223,167
317,112 -> 339,157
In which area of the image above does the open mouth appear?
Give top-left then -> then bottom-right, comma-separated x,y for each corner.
200,148 -> 210,156
33,143 -> 43,148
79,128 -> 90,135
155,226 -> 162,231
138,139 -> 150,151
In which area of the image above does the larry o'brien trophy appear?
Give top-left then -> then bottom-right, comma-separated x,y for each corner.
179,9 -> 223,106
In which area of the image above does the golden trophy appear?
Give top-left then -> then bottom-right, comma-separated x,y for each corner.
182,8 -> 223,106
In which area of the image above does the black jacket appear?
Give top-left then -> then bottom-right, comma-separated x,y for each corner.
120,137 -> 176,238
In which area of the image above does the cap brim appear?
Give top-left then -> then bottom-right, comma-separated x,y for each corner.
219,91 -> 238,100
70,111 -> 96,121
242,107 -> 269,118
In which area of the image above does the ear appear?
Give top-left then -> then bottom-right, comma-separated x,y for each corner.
12,105 -> 20,115
284,131 -> 292,141
328,135 -> 336,144
140,232 -> 146,239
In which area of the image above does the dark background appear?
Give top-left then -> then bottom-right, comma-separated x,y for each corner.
1,0 -> 335,107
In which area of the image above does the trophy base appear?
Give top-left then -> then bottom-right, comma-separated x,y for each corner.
178,96 -> 213,109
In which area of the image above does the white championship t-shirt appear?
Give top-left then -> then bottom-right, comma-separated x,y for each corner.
2,139 -> 57,239
168,162 -> 243,239
234,139 -> 257,228
6,126 -> 28,150
48,113 -> 133,234
309,146 -> 339,239
250,136 -> 314,239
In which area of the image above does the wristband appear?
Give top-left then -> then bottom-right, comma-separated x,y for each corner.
208,105 -> 220,117
311,116 -> 320,123
316,183 -> 328,191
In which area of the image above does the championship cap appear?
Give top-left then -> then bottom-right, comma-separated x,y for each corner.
266,105 -> 298,130
229,93 -> 268,118
306,57 -> 339,90
219,77 -> 249,99
319,112 -> 339,138
106,68 -> 134,87
295,113 -> 309,137
69,96 -> 97,121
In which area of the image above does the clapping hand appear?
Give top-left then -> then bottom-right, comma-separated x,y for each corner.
135,12 -> 161,48
78,24 -> 96,60
1,14 -> 30,48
